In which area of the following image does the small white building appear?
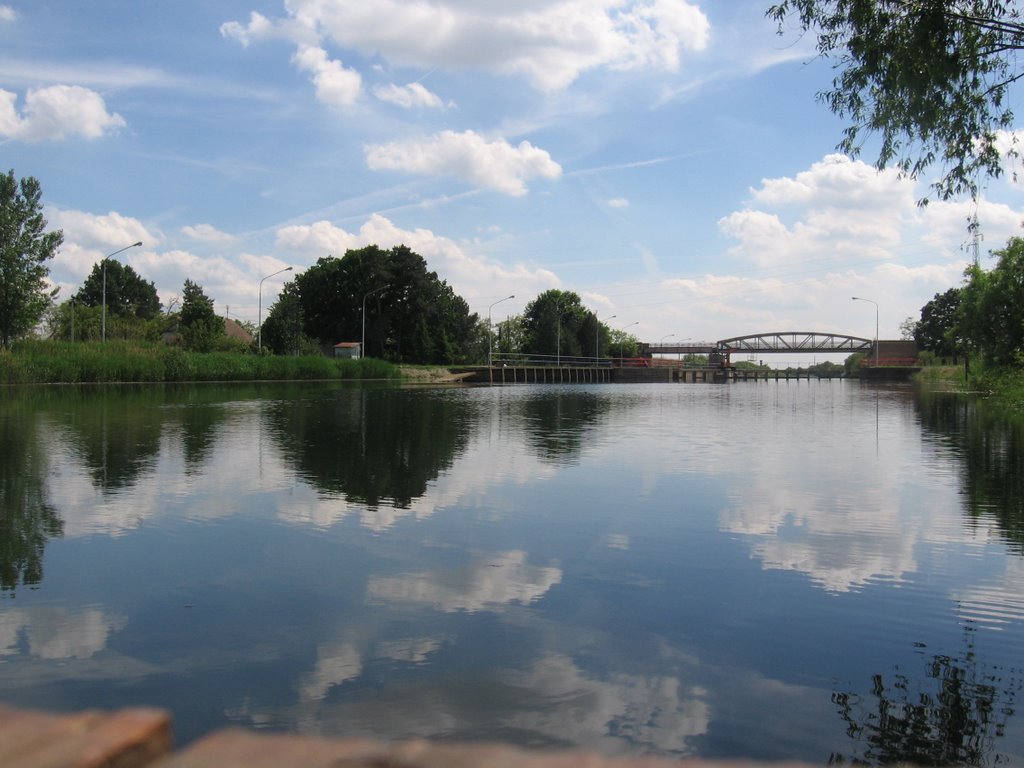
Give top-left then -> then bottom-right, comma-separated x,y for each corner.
333,341 -> 362,359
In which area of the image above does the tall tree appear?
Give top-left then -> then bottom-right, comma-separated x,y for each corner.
957,260 -> 993,368
262,281 -> 315,356
74,260 -> 160,320
495,314 -> 527,357
179,279 -> 222,352
960,237 -> 1024,366
521,289 -> 591,360
0,170 -> 63,347
290,245 -> 479,364
768,1 -> 1024,202
916,287 -> 963,359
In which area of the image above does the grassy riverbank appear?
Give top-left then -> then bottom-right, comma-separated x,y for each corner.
968,366 -> 1024,406
916,363 -> 1024,407
915,364 -> 969,389
0,341 -> 402,384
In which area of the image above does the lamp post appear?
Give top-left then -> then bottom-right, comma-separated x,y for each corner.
362,285 -> 388,359
488,295 -> 514,378
555,296 -> 566,367
660,333 -> 674,354
101,242 -> 143,343
257,266 -> 293,352
597,313 -> 616,362
619,321 -> 638,366
676,337 -> 691,362
852,296 -> 879,366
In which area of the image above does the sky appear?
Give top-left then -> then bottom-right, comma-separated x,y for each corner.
3,0 -> 1024,353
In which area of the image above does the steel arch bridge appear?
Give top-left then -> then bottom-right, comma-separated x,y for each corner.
715,332 -> 873,354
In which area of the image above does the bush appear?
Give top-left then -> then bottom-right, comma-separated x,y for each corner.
159,347 -> 191,381
212,334 -> 252,355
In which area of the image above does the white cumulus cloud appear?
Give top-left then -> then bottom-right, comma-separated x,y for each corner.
220,11 -> 275,46
0,85 -> 125,142
0,5 -> 16,22
751,154 -> 912,210
292,45 -> 361,107
373,82 -> 445,109
52,210 -> 153,253
276,219 -> 362,256
224,0 -> 710,91
275,213 -> 559,304
365,129 -> 562,196
718,154 -> 920,268
182,223 -> 237,245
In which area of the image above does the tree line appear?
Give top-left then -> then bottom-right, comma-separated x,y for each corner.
910,236 -> 1024,371
259,255 -> 639,362
9,167 -> 1024,372
260,245 -> 479,362
1,169 -> 638,363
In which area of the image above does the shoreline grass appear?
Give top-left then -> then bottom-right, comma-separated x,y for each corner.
0,340 -> 402,385
915,362 -> 1024,408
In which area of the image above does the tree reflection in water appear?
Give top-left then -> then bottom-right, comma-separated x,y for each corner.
916,392 -> 1024,552
513,391 -> 613,464
267,387 -> 475,508
829,630 -> 1021,766
0,397 -> 63,594
56,387 -> 164,493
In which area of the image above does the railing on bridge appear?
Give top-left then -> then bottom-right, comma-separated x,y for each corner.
645,342 -> 716,354
491,353 -> 665,368
861,356 -> 920,368
492,353 -> 611,367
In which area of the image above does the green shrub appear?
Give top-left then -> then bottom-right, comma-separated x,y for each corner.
159,347 -> 191,381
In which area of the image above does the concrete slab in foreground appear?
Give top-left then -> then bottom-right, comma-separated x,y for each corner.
0,703 -> 820,768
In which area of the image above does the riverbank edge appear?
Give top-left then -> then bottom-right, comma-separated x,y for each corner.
916,363 -> 1024,408
0,341 -> 416,385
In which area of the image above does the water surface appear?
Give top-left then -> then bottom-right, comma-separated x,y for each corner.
1,381 -> 1022,764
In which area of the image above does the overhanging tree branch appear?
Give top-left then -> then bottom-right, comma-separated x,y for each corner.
769,0 -> 1024,202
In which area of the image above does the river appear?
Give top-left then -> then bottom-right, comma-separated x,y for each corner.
1,380 -> 1022,764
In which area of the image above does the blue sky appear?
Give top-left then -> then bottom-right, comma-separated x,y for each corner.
3,0 -> 1023,350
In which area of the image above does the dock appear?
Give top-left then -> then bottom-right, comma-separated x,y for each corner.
458,365 -> 848,384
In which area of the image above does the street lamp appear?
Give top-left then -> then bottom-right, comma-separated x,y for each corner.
619,321 -> 638,365
488,295 -> 515,376
101,241 -> 142,343
658,333 -> 675,365
362,285 -> 388,359
852,296 -> 879,366
555,296 -> 566,366
257,266 -> 292,352
660,333 -> 675,349
597,313 -> 616,362
676,337 -> 691,362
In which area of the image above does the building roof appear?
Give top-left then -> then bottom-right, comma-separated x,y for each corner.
333,342 -> 361,348
224,318 -> 253,343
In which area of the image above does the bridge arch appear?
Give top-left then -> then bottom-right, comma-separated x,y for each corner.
715,332 -> 873,354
